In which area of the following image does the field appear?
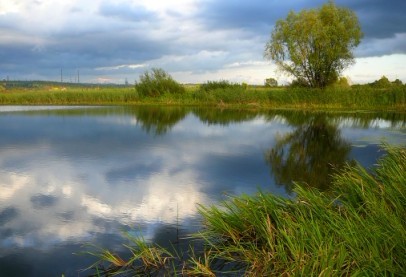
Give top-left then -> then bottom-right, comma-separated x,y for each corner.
1,81 -> 405,111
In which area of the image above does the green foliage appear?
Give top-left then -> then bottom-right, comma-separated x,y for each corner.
199,80 -> 243,92
335,76 -> 350,87
392,79 -> 403,86
135,68 -> 185,97
370,75 -> 392,88
289,78 -> 310,88
0,82 -> 405,111
265,77 -> 278,87
265,1 -> 363,88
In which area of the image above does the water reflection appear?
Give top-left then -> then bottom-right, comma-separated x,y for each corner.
0,106 -> 404,276
131,106 -> 188,135
266,114 -> 352,192
193,107 -> 258,125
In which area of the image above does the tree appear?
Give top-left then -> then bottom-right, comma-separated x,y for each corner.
265,77 -> 278,87
371,76 -> 391,88
392,79 -> 403,86
264,1 -> 362,88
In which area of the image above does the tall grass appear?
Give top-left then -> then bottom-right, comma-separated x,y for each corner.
0,88 -> 138,105
0,83 -> 405,110
84,144 -> 406,276
197,144 -> 406,276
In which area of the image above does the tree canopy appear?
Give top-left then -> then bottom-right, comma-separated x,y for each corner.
265,1 -> 363,88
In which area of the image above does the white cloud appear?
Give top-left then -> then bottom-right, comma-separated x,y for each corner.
95,63 -> 147,71
344,54 -> 406,84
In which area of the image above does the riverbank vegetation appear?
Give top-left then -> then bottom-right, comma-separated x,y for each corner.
1,78 -> 405,111
84,144 -> 406,276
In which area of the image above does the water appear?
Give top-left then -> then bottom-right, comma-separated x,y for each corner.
0,106 -> 404,276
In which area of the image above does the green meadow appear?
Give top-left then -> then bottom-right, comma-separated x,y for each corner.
0,81 -> 405,111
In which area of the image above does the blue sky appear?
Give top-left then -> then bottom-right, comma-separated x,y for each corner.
1,0 -> 405,84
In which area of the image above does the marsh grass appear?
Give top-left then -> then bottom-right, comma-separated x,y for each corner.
84,145 -> 406,276
197,144 -> 406,276
82,234 -> 176,276
1,83 -> 405,110
0,87 -> 138,105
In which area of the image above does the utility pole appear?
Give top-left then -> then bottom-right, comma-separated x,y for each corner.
61,68 -> 63,83
77,70 -> 80,83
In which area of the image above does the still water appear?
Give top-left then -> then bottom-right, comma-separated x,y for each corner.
0,106 -> 404,276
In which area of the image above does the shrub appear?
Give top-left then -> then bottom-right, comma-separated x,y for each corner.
135,68 -> 185,97
199,80 -> 242,92
371,76 -> 392,88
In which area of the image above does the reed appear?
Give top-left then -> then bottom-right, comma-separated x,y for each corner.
0,87 -> 138,105
196,144 -> 406,276
1,84 -> 405,110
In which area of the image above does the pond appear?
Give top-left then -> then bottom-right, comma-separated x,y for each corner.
0,106 -> 405,276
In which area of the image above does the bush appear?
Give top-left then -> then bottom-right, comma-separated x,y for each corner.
199,80 -> 243,92
371,76 -> 392,88
135,68 -> 185,97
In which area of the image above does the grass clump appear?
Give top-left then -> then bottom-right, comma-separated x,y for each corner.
83,234 -> 175,276
135,68 -> 185,97
197,144 -> 406,276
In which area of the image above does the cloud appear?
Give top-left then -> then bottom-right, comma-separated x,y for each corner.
98,1 -> 157,22
340,0 -> 406,39
356,33 -> 406,57
0,0 -> 405,83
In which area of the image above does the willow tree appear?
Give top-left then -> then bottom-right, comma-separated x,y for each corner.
265,1 -> 362,88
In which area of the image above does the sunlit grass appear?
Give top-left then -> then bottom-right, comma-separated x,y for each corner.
0,84 -> 405,110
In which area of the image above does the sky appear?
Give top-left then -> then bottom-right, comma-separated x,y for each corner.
0,0 -> 405,85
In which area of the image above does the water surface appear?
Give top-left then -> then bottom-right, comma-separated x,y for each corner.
0,106 -> 404,276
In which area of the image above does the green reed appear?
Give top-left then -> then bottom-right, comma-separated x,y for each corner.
196,144 -> 406,276
1,85 -> 405,110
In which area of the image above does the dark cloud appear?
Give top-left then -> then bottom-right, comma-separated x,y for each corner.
198,0 -> 406,58
199,0 -> 406,39
0,207 -> 19,223
30,195 -> 59,209
341,0 -> 406,39
197,0 -> 318,33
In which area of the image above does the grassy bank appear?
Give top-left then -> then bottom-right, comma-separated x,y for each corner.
85,144 -> 406,276
1,84 -> 405,111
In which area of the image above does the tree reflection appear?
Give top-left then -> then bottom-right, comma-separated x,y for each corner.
266,115 -> 352,192
193,108 -> 258,126
132,106 -> 188,135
